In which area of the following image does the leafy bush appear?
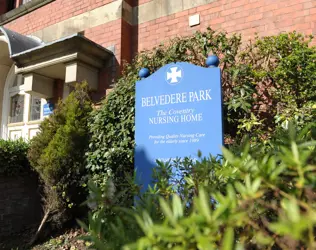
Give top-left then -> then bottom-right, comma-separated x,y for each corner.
81,123 -> 316,249
0,139 -> 30,176
28,82 -> 92,228
86,28 -> 316,196
234,32 -> 316,136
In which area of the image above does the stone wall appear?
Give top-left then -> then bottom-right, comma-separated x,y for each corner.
0,174 -> 42,249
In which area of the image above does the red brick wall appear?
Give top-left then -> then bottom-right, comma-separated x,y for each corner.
121,19 -> 133,67
137,0 -> 316,52
84,19 -> 123,98
2,0 -> 315,96
4,0 -> 316,60
3,0 -> 316,58
85,18 -> 133,71
52,79 -> 64,104
4,0 -> 116,34
84,19 -> 122,53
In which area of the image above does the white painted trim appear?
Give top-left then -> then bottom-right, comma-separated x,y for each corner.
1,64 -> 44,140
1,64 -> 15,139
14,53 -> 78,75
15,51 -> 105,75
0,36 -> 7,43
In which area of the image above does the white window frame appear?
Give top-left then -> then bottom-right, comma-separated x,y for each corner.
2,65 -> 47,140
29,95 -> 42,122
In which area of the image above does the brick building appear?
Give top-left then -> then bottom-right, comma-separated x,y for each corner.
0,0 -> 315,140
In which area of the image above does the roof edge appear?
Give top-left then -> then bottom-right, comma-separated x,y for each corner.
0,26 -> 42,57
11,33 -> 113,58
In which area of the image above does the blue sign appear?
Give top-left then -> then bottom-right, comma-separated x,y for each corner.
43,103 -> 54,116
135,58 -> 223,192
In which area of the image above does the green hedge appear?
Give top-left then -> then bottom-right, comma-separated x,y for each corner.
0,139 -> 30,176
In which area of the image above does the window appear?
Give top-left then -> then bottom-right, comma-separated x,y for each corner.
9,94 -> 24,123
7,0 -> 16,11
4,65 -> 46,140
29,95 -> 41,121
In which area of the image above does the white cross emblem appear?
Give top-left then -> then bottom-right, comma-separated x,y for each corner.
166,66 -> 182,84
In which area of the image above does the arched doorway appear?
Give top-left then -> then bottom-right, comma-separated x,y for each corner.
0,33 -> 13,139
1,65 -> 46,140
0,28 -> 44,140
0,26 -> 113,140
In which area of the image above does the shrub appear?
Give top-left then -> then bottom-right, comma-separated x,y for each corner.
234,32 -> 316,136
0,139 -> 30,176
28,82 -> 92,228
86,28 -> 316,197
80,123 -> 316,249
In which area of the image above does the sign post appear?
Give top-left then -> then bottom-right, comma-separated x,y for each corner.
135,56 -> 223,192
